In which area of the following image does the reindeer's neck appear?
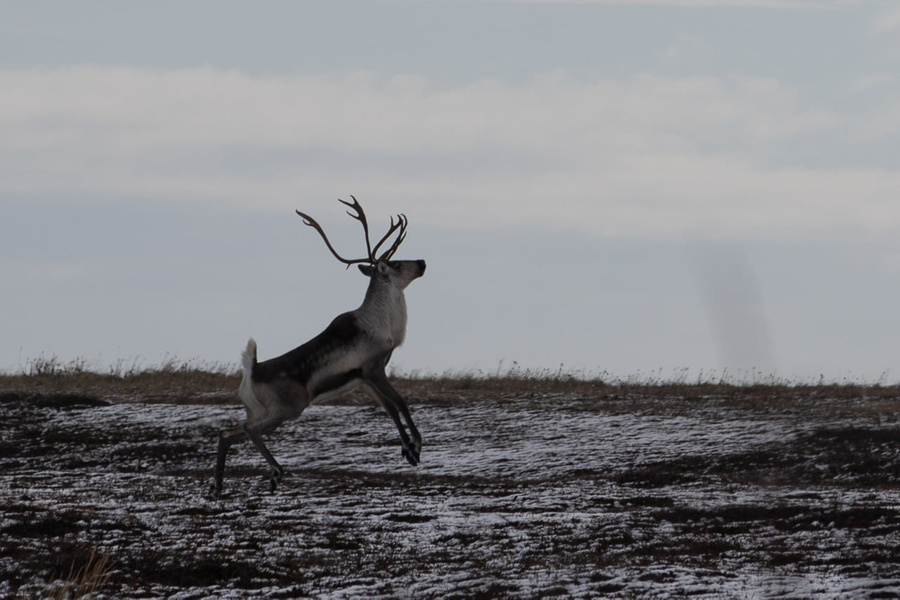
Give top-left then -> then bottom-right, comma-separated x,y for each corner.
357,278 -> 408,348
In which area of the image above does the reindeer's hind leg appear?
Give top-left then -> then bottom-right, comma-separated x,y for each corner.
243,420 -> 286,492
209,425 -> 247,499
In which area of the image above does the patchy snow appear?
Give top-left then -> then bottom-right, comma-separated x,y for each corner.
1,391 -> 899,598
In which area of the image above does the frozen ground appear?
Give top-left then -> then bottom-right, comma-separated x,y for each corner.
1,387 -> 900,598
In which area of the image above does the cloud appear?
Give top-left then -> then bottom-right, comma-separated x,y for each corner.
0,67 -> 835,156
661,34 -> 716,70
853,72 -> 895,92
3,65 -> 897,242
873,5 -> 900,34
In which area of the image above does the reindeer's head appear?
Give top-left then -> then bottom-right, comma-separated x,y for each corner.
297,196 -> 426,290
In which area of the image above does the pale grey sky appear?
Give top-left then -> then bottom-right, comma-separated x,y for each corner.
4,0 -> 900,381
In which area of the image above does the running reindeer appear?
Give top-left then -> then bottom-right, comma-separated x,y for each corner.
209,197 -> 426,498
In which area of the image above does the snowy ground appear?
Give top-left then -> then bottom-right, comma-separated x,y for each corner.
1,388 -> 900,598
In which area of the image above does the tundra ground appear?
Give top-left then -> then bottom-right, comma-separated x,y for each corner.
1,375 -> 899,598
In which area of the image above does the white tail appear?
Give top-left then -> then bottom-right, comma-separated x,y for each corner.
210,197 -> 426,499
238,339 -> 264,422
242,338 -> 256,369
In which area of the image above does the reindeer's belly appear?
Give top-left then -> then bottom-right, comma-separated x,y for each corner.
308,368 -> 365,404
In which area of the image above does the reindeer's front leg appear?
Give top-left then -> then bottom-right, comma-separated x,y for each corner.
391,389 -> 421,462
365,371 -> 421,466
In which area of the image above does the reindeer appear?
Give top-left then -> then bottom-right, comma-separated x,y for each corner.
209,197 -> 426,499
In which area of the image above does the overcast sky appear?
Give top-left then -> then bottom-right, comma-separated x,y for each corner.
4,0 -> 900,382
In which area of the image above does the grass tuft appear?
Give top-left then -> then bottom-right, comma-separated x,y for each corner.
48,547 -> 114,599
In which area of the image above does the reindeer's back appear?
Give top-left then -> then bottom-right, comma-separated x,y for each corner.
251,312 -> 364,387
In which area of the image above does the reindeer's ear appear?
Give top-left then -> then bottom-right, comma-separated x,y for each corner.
358,264 -> 375,277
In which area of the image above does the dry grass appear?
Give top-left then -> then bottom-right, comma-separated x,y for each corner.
0,356 -> 240,404
4,357 -> 900,412
46,547 -> 114,600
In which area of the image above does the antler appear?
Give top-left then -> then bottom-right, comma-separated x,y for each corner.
373,214 -> 408,261
296,196 -> 408,267
338,195 -> 374,261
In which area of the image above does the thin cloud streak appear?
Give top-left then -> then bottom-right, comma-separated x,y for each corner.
470,0 -> 856,8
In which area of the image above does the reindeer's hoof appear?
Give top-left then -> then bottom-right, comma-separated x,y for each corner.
207,484 -> 222,500
402,446 -> 420,467
269,468 -> 284,493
